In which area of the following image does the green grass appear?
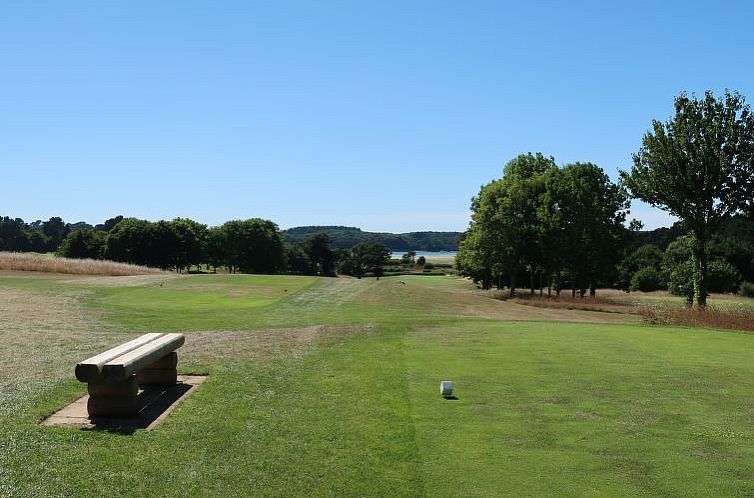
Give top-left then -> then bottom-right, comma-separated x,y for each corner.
2,273 -> 754,497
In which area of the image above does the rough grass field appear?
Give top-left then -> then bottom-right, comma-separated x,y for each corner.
1,273 -> 753,497
0,252 -> 165,276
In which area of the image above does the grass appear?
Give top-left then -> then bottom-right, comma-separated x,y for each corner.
1,273 -> 754,496
0,252 -> 165,276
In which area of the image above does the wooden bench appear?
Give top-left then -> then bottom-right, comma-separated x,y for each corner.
75,333 -> 186,417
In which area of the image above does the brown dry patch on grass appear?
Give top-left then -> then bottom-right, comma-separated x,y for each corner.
0,252 -> 166,276
62,273 -> 179,288
0,285 -> 128,418
182,325 -> 372,365
506,293 -> 636,314
462,297 -> 638,324
371,278 -> 638,324
639,305 -> 754,332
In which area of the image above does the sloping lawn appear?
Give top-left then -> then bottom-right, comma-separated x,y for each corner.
1,274 -> 753,497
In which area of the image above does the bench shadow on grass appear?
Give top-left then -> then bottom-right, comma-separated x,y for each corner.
86,383 -> 195,435
43,376 -> 207,435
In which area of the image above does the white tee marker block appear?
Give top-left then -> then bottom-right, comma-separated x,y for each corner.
440,381 -> 454,397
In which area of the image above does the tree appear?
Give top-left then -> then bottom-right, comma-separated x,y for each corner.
455,226 -> 494,289
304,233 -> 336,276
622,90 -> 754,306
205,226 -> 227,272
220,219 -> 285,274
0,217 -> 30,251
630,267 -> 662,292
150,220 -> 182,270
42,217 -> 69,251
170,218 -> 207,272
471,153 -> 557,295
615,244 -> 665,291
286,244 -> 312,275
58,229 -> 106,259
456,154 -> 628,297
95,215 -> 125,232
103,218 -> 155,266
337,243 -> 390,278
545,163 -> 629,297
400,251 -> 416,265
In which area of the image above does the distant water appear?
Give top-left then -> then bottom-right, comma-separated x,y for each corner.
391,250 -> 457,258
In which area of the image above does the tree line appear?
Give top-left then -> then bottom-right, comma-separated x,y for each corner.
282,226 -> 460,252
0,214 -> 393,277
457,91 -> 754,306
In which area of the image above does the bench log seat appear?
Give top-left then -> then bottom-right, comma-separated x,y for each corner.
75,333 -> 185,417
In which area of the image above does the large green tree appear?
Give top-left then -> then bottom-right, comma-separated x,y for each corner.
42,216 -> 69,251
58,229 -> 106,259
220,219 -> 286,274
171,218 -> 208,272
622,91 -> 754,306
459,153 -> 556,294
304,233 -> 336,276
458,155 -> 629,296
103,218 -> 155,265
546,163 -> 630,297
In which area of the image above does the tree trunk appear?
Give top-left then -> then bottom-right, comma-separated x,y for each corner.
589,283 -> 596,298
539,271 -> 543,296
556,273 -> 561,297
529,267 -> 535,295
692,231 -> 708,307
510,273 -> 517,298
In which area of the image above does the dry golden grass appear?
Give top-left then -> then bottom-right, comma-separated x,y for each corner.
638,304 -> 754,332
505,292 -> 636,314
0,252 -> 165,276
485,287 -> 754,332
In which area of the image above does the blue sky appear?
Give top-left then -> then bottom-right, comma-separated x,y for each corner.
2,1 -> 753,232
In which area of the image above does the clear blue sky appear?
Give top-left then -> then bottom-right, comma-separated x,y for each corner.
3,1 -> 753,232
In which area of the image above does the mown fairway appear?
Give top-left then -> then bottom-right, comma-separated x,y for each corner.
1,273 -> 753,497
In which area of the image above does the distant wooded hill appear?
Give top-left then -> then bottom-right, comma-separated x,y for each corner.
282,226 -> 461,251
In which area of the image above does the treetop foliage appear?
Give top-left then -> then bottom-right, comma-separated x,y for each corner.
623,90 -> 754,222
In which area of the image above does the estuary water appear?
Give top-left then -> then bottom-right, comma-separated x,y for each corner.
391,250 -> 457,259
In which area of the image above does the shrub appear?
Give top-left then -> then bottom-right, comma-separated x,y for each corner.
707,259 -> 741,293
668,259 -> 694,303
739,281 -> 754,298
630,267 -> 662,292
424,262 -> 435,270
668,258 -> 742,300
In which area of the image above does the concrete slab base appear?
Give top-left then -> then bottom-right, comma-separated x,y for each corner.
41,375 -> 207,432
